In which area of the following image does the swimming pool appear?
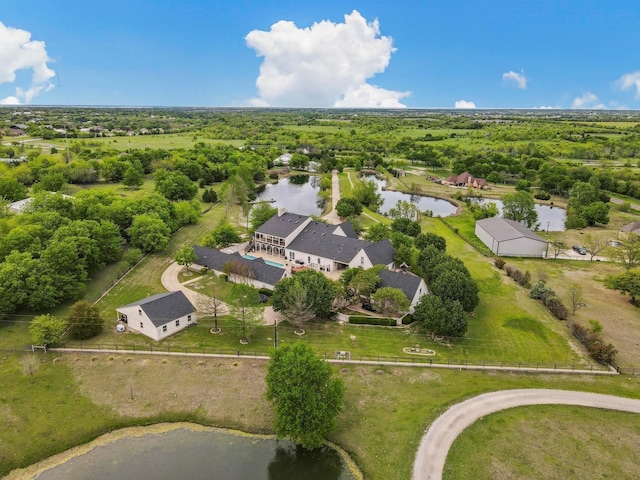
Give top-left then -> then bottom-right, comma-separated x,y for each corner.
242,255 -> 285,269
265,259 -> 285,268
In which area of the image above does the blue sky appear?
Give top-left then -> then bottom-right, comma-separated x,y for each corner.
1,0 -> 639,109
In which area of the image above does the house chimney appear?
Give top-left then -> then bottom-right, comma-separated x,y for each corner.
278,208 -> 287,217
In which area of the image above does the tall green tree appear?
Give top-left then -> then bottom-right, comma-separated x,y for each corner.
68,300 -> 104,340
273,269 -> 336,319
127,214 -> 171,253
122,165 -> 144,188
228,284 -> 263,342
371,287 -> 410,316
335,197 -> 363,218
413,295 -> 468,337
250,203 -> 278,232
430,270 -> 479,312
174,245 -> 197,271
30,314 -> 67,346
501,191 -> 538,228
606,271 -> 640,305
265,342 -> 344,449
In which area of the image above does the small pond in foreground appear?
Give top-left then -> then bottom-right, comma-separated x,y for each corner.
361,175 -> 458,217
255,175 -> 323,216
26,425 -> 357,480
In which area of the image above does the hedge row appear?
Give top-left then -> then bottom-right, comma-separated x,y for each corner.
348,316 -> 396,326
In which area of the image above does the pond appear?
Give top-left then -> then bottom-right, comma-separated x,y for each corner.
25,425 -> 358,480
468,197 -> 567,231
255,175 -> 323,216
361,175 -> 458,217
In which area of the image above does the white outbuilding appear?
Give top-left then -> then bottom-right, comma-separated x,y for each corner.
475,217 -> 548,258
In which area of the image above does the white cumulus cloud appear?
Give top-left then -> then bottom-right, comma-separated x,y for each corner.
245,10 -> 409,108
454,99 -> 476,109
502,70 -> 527,89
0,21 -> 55,104
616,71 -> 640,98
571,92 -> 605,109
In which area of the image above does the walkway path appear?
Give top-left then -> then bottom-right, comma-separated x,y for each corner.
160,261 -> 282,325
161,261 -> 226,315
322,169 -> 342,225
412,389 -> 640,480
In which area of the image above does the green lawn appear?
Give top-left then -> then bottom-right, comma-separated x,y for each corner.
445,405 -> 640,480
421,217 -> 584,365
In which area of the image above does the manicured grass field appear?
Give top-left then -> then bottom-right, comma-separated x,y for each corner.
445,404 -> 640,480
421,217 -> 583,365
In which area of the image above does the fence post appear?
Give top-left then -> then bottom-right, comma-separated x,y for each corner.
429,358 -> 432,365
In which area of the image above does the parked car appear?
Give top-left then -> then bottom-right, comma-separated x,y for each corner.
362,301 -> 375,312
572,245 -> 587,255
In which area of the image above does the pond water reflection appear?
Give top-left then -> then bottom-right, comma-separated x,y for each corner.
361,175 -> 458,217
35,427 -> 356,480
255,175 -> 323,216
469,197 -> 566,231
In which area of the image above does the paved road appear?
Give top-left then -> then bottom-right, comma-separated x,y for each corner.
412,388 -> 640,480
161,261 -> 228,316
160,261 -> 283,325
323,169 -> 342,225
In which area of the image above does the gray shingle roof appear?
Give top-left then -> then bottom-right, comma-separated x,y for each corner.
620,222 -> 640,235
286,221 -> 372,264
335,222 -> 359,238
364,239 -> 395,266
476,217 -> 547,243
378,269 -> 425,301
118,291 -> 196,327
193,245 -> 286,287
256,212 -> 310,238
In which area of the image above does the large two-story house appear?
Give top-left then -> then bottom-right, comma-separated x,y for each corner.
252,210 -> 395,273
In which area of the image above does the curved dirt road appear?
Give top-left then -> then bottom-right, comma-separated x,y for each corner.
412,389 -> 640,480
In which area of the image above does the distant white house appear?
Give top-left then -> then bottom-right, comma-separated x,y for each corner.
116,291 -> 197,341
7,193 -> 74,214
274,153 -> 292,166
475,217 -> 548,257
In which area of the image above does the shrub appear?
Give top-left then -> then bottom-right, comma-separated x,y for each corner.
494,258 -> 506,269
529,281 -> 552,299
534,190 -> 551,200
269,172 -> 279,179
540,288 -> 557,305
123,248 -> 143,266
545,296 -> 569,320
506,266 -> 531,288
401,315 -> 414,325
348,316 -> 396,326
588,337 -> 618,365
571,322 -> 617,365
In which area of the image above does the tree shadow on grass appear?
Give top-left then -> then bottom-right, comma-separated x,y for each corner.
503,316 -> 548,341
